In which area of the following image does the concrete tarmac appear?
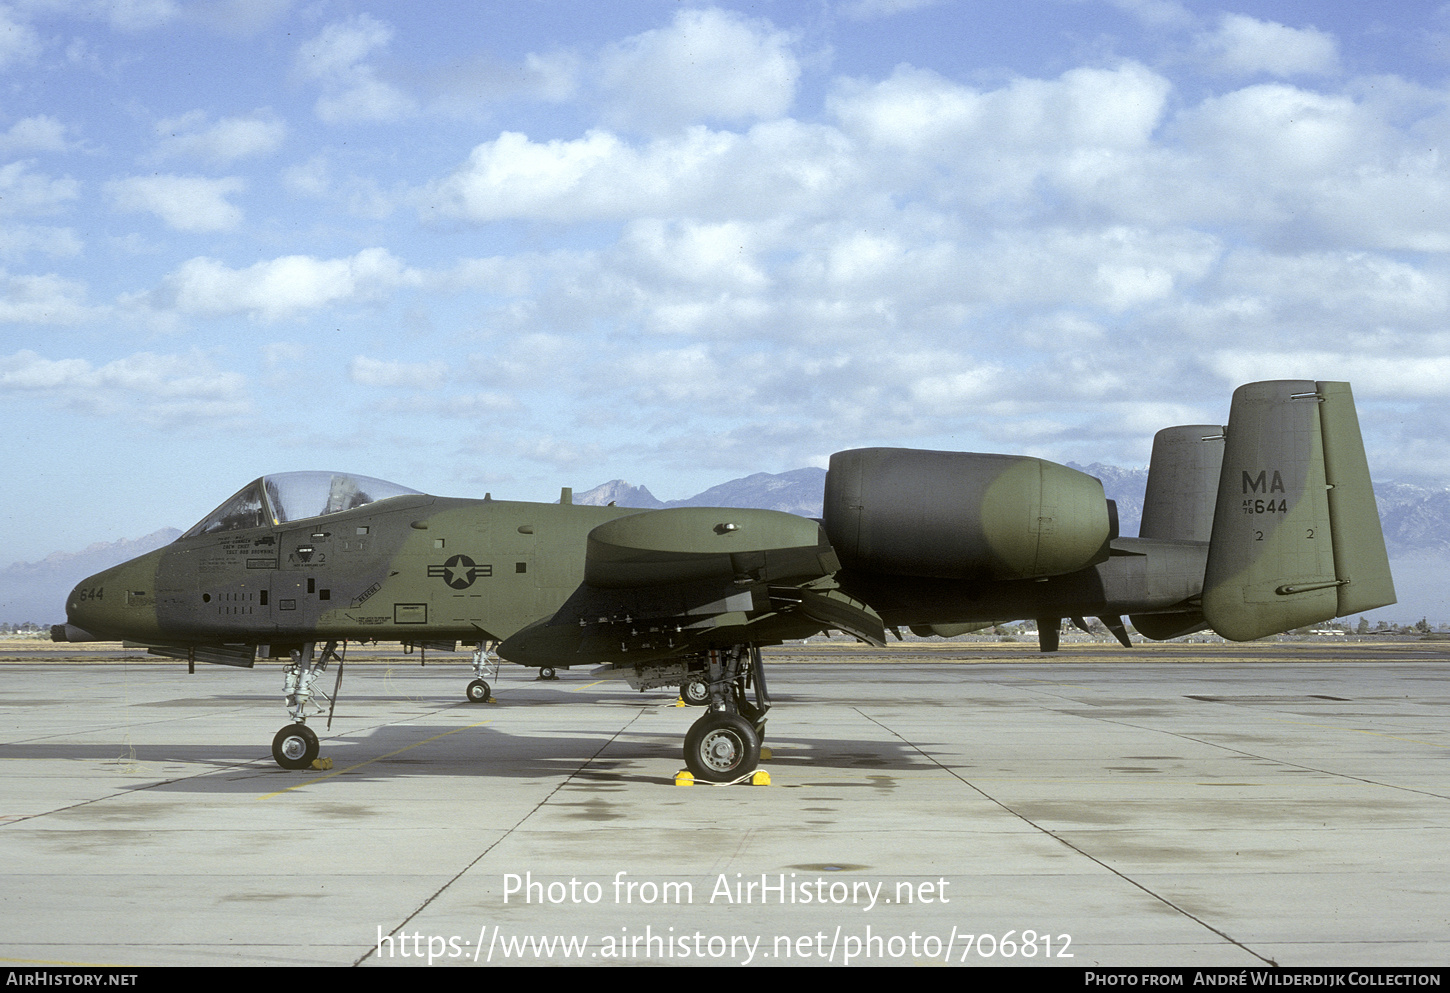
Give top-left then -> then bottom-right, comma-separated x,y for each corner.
1,639 -> 1446,968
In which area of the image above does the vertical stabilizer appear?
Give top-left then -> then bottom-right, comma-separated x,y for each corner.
1140,425 -> 1225,542
1203,381 -> 1394,641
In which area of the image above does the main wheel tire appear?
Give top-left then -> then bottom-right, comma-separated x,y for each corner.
684,713 -> 760,783
466,678 -> 491,703
272,724 -> 319,770
680,677 -> 710,706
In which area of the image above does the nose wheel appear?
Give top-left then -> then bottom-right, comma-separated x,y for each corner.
272,723 -> 319,770
466,678 -> 491,703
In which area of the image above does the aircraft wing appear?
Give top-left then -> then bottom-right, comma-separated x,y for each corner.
499,506 -> 853,665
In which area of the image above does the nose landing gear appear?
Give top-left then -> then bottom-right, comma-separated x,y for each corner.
464,641 -> 500,703
271,640 -> 342,770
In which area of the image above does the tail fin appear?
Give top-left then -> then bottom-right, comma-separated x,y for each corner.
1202,381 -> 1395,641
1140,424 -> 1225,542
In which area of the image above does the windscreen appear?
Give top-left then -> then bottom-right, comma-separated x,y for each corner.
182,472 -> 420,538
263,472 -> 420,523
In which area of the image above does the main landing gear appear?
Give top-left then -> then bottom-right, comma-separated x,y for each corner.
272,640 -> 343,770
683,645 -> 771,784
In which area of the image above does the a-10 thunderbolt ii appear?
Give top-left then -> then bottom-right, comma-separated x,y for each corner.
55,381 -> 1395,783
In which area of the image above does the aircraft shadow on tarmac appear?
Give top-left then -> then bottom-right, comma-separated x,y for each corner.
0,707 -> 932,792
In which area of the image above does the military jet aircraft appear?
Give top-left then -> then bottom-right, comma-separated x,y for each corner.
54,380 -> 1395,783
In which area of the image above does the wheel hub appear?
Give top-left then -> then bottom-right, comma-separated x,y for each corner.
281,735 -> 308,760
700,730 -> 742,772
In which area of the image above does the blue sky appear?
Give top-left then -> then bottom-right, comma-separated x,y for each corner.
2,0 -> 1449,563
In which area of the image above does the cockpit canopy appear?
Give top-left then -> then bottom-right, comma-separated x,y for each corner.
181,472 -> 421,539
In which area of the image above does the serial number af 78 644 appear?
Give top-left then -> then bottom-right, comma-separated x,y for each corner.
1241,499 -> 1288,514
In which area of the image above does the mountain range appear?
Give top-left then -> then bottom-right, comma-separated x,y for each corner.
4,465 -> 1445,626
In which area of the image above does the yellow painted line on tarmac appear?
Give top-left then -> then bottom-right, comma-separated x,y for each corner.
570,679 -> 608,692
257,720 -> 491,800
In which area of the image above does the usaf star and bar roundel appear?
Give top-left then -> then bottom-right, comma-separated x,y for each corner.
427,554 -> 492,589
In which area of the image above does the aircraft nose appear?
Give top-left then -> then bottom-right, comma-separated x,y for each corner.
64,571 -> 115,640
61,551 -> 164,642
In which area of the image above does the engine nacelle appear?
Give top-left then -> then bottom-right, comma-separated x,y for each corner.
823,448 -> 1113,581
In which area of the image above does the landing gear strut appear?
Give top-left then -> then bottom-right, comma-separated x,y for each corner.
465,641 -> 499,703
272,640 -> 341,770
683,645 -> 771,783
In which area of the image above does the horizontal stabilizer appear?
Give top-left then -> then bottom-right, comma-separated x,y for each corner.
1130,610 -> 1209,641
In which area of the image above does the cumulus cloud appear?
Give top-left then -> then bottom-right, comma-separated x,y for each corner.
0,349 -> 250,424
827,62 -> 1174,219
378,391 -> 518,418
0,5 -> 40,69
0,224 -> 81,261
839,0 -> 941,21
1176,84 -> 1368,176
98,0 -> 181,32
295,14 -> 415,122
1196,14 -> 1339,78
425,48 -> 581,111
618,218 -> 775,292
281,155 -> 329,197
1148,83 -> 1441,246
28,7 -> 1450,485
418,121 -> 854,223
152,109 -> 286,164
348,356 -> 449,389
0,270 -> 94,324
0,116 -> 69,155
1100,0 -> 1194,29
187,0 -> 292,37
831,62 -> 1171,153
521,50 -> 579,102
599,8 -> 800,131
0,161 -> 79,215
106,174 -> 246,231
148,247 -> 422,320
1206,352 -> 1450,399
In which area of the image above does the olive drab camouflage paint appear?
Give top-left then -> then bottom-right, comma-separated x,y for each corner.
56,381 -> 1396,782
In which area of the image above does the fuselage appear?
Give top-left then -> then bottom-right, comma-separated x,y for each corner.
65,492 -> 1207,654
65,495 -> 640,648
